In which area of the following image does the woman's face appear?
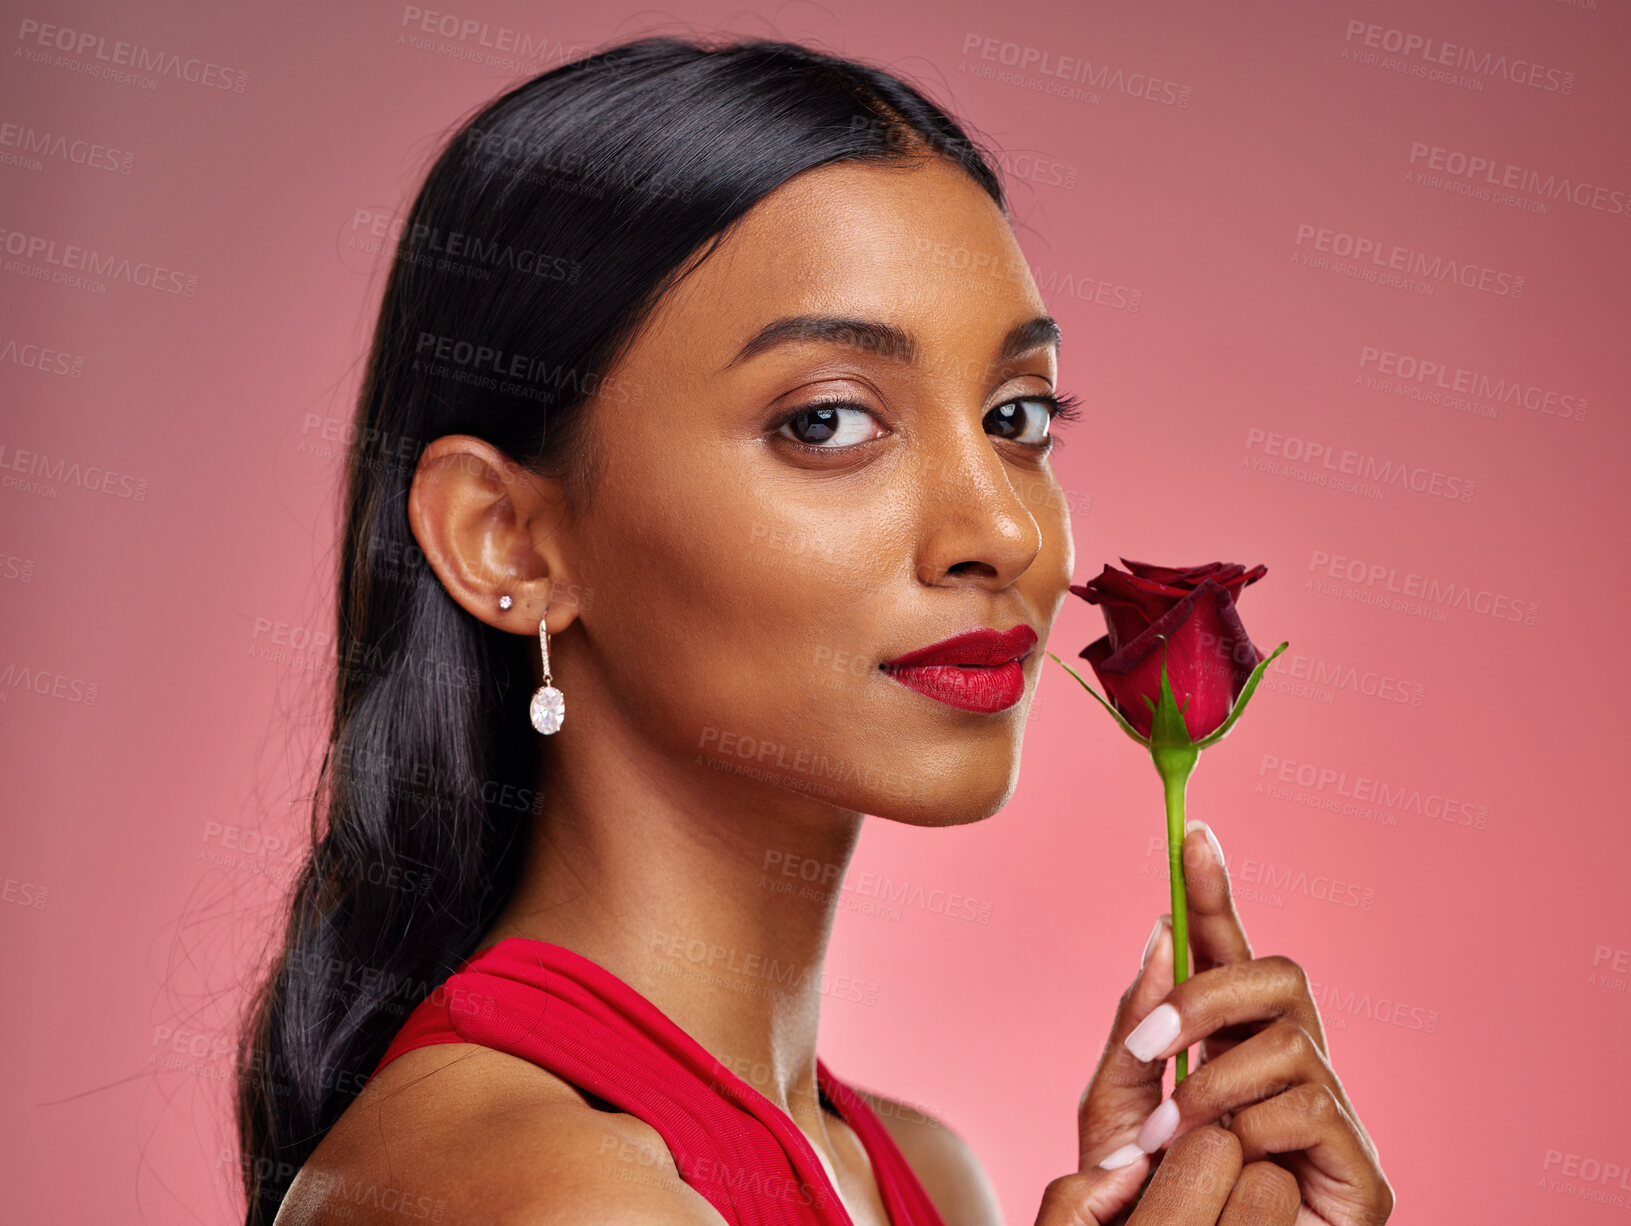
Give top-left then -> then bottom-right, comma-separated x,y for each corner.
565,154 -> 1075,825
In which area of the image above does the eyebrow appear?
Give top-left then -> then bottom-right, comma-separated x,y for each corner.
720,314 -> 1061,371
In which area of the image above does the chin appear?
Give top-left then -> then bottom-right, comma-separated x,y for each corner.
865,753 -> 1022,829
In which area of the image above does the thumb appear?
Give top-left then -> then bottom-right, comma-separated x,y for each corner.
1078,914 -> 1176,1166
1034,1158 -> 1151,1226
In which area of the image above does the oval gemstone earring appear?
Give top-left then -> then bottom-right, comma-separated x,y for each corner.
529,617 -> 565,735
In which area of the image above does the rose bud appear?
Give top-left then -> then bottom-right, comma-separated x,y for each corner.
1069,559 -> 1269,742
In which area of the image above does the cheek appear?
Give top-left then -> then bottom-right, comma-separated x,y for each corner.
573,438 -> 1041,823
578,457 -> 892,760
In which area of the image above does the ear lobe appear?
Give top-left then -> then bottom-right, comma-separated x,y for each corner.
406,434 -> 579,635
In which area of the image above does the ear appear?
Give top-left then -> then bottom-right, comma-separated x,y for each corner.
406,434 -> 584,636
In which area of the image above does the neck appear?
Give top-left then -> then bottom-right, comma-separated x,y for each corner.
475,696 -> 864,1126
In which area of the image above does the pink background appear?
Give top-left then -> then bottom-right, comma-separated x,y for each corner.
3,0 -> 1627,1221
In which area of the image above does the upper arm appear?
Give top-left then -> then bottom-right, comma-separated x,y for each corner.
273,1045 -> 728,1226
279,1118 -> 730,1226
853,1088 -> 1005,1226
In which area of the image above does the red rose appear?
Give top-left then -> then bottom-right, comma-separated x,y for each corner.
1069,559 -> 1269,741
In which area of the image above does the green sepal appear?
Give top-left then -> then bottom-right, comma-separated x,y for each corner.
1143,635 -> 1195,752
1191,640 -> 1290,750
1046,651 -> 1149,747
1144,636 -> 1199,786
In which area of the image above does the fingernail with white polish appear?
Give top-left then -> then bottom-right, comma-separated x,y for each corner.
1136,1098 -> 1180,1152
1124,1002 -> 1180,1061
1097,1142 -> 1145,1171
1139,914 -> 1167,970
1202,824 -> 1224,867
1186,820 -> 1224,867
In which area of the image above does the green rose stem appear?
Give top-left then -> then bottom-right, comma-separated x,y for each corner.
1152,733 -> 1198,1081
1051,634 -> 1286,1208
1047,633 -> 1290,1088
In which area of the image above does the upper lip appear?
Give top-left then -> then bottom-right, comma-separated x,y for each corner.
881,624 -> 1039,669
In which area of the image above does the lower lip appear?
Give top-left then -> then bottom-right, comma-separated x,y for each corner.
882,659 -> 1028,713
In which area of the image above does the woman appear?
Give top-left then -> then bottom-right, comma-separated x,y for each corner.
237,35 -> 1393,1226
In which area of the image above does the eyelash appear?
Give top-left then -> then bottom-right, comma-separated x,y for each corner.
774,390 -> 1084,455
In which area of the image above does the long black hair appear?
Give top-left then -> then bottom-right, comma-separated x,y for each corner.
235,33 -> 1007,1224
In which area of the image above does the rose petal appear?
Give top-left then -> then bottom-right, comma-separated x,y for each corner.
1078,633 -> 1146,734
1076,566 -> 1187,651
1073,560 -> 1271,739
1119,558 -> 1226,588
1093,579 -> 1259,740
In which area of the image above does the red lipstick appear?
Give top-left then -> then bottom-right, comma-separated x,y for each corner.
880,624 -> 1038,713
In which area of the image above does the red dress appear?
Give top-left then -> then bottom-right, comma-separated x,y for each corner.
369,936 -> 947,1226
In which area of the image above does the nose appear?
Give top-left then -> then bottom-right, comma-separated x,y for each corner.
912,420 -> 1043,592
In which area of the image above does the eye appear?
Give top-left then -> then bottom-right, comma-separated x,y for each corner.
775,402 -> 887,449
985,393 -> 1080,449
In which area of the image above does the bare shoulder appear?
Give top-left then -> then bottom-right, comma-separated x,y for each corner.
850,1086 -> 1005,1226
273,1043 -> 726,1226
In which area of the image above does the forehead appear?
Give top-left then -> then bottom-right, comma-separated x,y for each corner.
632,157 -> 1045,371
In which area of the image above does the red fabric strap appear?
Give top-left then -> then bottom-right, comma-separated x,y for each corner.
369,937 -> 945,1226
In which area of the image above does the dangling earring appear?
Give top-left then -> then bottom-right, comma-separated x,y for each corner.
529,617 -> 565,735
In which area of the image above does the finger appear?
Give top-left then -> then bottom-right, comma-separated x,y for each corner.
1181,821 -> 1253,974
1079,915 -> 1175,1166
1130,1020 -> 1335,1153
1177,822 -> 1266,1069
1034,1162 -> 1152,1226
1228,1082 -> 1391,1221
1123,956 -> 1324,1065
1126,1125 -> 1242,1226
1217,1161 -> 1301,1226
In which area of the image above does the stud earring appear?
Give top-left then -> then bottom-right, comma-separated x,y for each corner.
498,595 -> 512,610
529,617 -> 565,735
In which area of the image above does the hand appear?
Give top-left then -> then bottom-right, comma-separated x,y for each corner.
1036,1121 -> 1302,1225
1032,893 -> 1301,1224
1046,821 -> 1395,1226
